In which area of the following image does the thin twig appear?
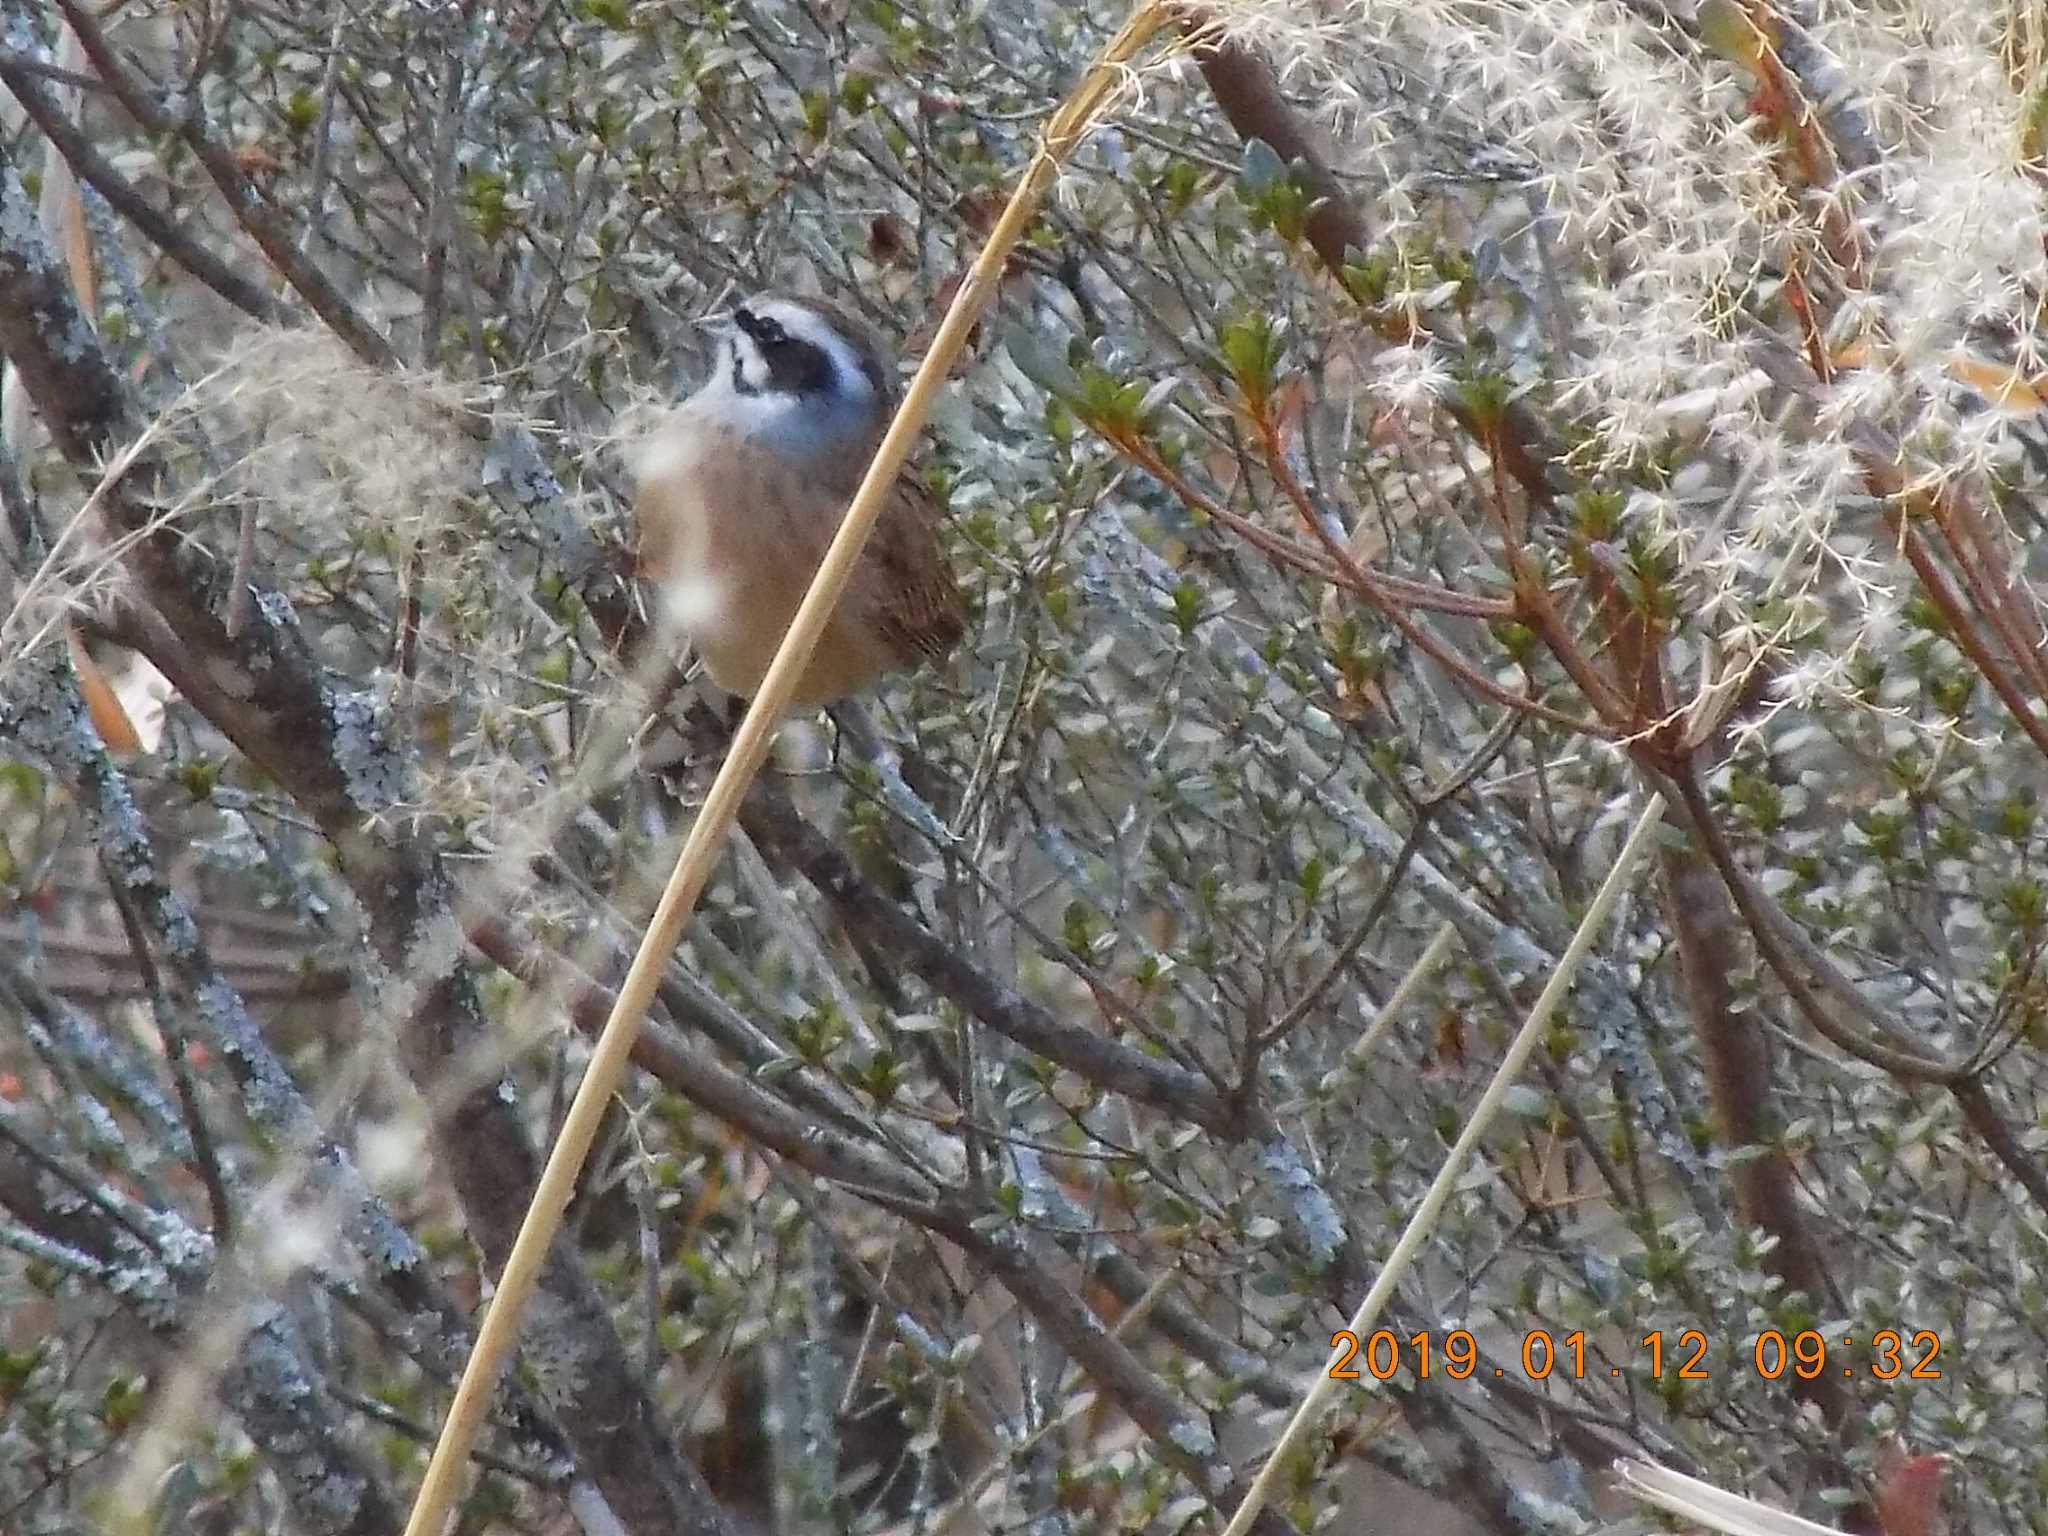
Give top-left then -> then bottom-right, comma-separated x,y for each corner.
296,6 -> 350,257
1220,792 -> 1666,1536
54,0 -> 398,368
100,857 -> 235,1244
1248,817 -> 1427,1054
1319,919 -> 1458,1089
0,51 -> 280,321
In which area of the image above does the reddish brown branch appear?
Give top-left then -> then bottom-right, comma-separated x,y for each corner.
1925,498 -> 2048,701
1109,429 -> 1612,735
1896,516 -> 2048,761
1953,1078 -> 2048,1216
1583,553 -> 1848,1422
1668,767 -> 1961,1086
1188,28 -> 1566,511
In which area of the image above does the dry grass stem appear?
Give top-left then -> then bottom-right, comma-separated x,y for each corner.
1221,793 -> 1666,1536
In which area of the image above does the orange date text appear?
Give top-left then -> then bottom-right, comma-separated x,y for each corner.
1326,1328 -> 1944,1382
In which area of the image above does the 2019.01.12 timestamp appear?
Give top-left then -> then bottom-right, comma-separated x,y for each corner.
1326,1328 -> 1944,1383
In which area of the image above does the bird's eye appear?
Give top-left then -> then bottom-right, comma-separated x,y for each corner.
735,308 -> 788,349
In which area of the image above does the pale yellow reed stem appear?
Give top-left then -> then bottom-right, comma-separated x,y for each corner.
1323,918 -> 1458,1090
398,8 -> 1172,1533
1219,793 -> 1667,1536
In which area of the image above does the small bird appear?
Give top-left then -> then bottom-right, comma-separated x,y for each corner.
631,293 -> 965,708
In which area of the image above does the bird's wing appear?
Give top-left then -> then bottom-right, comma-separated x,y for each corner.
866,471 -> 966,665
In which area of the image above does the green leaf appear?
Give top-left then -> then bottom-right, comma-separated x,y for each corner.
1218,312 -> 1285,402
1241,138 -> 1286,192
1003,324 -> 1083,402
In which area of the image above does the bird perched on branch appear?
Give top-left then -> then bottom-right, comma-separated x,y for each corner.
630,293 -> 964,708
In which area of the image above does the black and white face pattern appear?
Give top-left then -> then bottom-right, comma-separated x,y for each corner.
723,297 -> 887,408
691,296 -> 893,463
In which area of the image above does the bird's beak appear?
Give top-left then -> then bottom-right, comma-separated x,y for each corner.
694,308 -> 736,338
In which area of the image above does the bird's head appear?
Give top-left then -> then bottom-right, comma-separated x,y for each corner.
701,294 -> 894,460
